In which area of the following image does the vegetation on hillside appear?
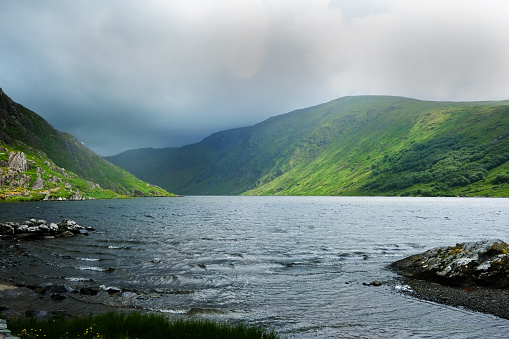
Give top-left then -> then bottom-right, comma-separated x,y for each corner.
0,88 -> 172,201
107,96 -> 509,197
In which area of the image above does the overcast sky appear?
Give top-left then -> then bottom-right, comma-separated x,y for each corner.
1,0 -> 509,156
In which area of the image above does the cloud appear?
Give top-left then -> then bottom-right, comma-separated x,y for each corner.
1,0 -> 508,155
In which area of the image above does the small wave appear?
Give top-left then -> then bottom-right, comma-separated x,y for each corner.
158,309 -> 188,314
153,308 -> 228,315
65,277 -> 95,282
395,284 -> 413,292
75,266 -> 115,272
77,257 -> 101,261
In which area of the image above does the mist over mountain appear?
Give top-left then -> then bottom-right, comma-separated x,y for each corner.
106,95 -> 509,197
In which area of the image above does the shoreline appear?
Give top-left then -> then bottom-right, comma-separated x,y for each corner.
399,278 -> 509,320
3,238 -> 509,322
0,239 -> 139,319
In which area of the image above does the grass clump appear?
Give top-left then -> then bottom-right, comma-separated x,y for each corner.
8,312 -> 279,339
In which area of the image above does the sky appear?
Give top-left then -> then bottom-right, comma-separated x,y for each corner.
1,0 -> 509,156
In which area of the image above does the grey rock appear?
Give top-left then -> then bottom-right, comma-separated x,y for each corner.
31,173 -> 45,190
49,223 -> 59,232
69,189 -> 83,201
0,223 -> 14,235
392,239 -> 509,288
9,174 -> 31,188
7,152 -> 29,172
51,293 -> 67,301
57,218 -> 84,233
15,225 -> 29,233
60,231 -> 74,238
80,287 -> 99,296
26,226 -> 41,233
38,224 -> 50,232
106,287 -> 121,294
25,309 -> 47,318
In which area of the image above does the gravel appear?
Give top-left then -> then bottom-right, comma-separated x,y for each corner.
404,278 -> 509,319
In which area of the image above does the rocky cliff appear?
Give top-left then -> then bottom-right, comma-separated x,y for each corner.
0,87 -> 172,201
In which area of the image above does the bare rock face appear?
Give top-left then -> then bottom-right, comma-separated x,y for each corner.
391,240 -> 509,288
10,174 -> 31,188
8,152 -> 26,171
8,151 -> 29,172
68,189 -> 84,201
31,173 -> 45,190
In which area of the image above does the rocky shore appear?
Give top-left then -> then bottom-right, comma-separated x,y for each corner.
1,230 -> 138,321
0,217 -> 135,321
0,218 -> 94,240
392,239 -> 509,319
1,224 -> 197,321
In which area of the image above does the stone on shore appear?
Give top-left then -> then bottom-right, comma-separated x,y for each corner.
391,239 -> 509,288
0,218 -> 91,240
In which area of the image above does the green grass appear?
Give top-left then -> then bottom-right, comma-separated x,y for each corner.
8,312 -> 279,339
106,96 -> 509,197
1,90 -> 174,200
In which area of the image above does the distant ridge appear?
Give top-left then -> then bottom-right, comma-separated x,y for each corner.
107,95 -> 509,197
0,87 -> 172,201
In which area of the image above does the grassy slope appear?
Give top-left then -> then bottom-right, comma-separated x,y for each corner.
247,99 -> 509,196
107,96 -> 509,197
0,89 -> 172,199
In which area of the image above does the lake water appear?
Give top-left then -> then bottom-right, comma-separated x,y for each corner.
1,196 -> 509,338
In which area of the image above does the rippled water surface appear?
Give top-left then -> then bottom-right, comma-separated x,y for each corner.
2,196 -> 509,338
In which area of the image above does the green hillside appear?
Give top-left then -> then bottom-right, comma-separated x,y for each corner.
107,96 -> 509,197
0,88 -> 172,201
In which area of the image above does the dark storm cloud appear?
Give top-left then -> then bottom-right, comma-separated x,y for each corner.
1,0 -> 509,155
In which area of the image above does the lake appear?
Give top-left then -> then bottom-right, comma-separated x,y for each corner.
1,196 -> 509,338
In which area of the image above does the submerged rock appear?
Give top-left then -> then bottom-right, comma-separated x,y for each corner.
391,239 -> 509,288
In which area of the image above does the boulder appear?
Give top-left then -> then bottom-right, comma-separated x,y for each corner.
392,239 -> 509,288
50,293 -> 67,301
0,223 -> 14,235
69,189 -> 83,201
1,218 -> 92,239
25,309 -> 48,318
49,223 -> 59,232
31,173 -> 45,190
60,231 -> 74,238
57,218 -> 83,233
79,287 -> 99,296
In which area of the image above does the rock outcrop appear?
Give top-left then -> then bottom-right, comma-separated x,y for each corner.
391,240 -> 509,288
30,173 -> 45,190
8,151 -> 29,172
0,218 -> 94,240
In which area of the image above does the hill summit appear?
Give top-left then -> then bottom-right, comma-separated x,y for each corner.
107,95 -> 509,197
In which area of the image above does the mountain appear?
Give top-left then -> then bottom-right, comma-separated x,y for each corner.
0,87 -> 172,201
107,95 -> 509,197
